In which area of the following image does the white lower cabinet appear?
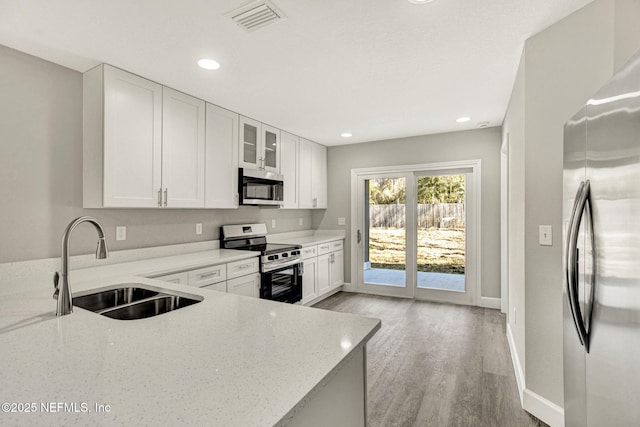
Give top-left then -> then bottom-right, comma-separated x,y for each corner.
201,282 -> 227,292
227,273 -> 261,298
153,271 -> 189,285
301,249 -> 318,305
300,239 -> 344,305
150,256 -> 260,297
329,250 -> 344,288
188,264 -> 226,288
317,254 -> 331,295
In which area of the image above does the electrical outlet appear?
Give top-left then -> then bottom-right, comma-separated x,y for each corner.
539,225 -> 552,246
196,223 -> 202,235
116,226 -> 126,241
271,219 -> 276,228
298,218 -> 303,226
338,217 -> 346,226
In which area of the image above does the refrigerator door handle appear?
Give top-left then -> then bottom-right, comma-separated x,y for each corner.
566,180 -> 591,352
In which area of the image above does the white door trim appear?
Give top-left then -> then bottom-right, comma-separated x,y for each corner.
350,160 -> 482,306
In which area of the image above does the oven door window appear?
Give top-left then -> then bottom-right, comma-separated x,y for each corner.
262,266 -> 302,303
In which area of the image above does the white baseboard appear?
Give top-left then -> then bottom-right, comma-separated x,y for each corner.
506,324 -> 565,427
478,296 -> 501,309
341,282 -> 355,292
506,324 -> 525,404
523,389 -> 564,427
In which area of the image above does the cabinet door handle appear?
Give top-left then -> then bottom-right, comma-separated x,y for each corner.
158,189 -> 162,207
163,188 -> 168,207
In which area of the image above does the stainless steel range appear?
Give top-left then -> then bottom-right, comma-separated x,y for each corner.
221,224 -> 302,303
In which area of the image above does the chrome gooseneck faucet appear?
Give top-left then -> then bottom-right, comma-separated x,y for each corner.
54,216 -> 109,316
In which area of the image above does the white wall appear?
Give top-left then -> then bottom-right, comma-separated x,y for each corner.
317,127 -> 502,300
0,44 -> 314,264
503,0 -> 640,423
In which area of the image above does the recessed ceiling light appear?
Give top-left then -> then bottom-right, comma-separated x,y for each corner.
456,117 -> 471,123
478,121 -> 490,128
408,0 -> 434,4
197,58 -> 221,70
341,132 -> 353,138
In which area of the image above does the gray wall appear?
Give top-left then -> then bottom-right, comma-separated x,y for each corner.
0,45 -> 313,263
317,127 -> 502,299
503,48 -> 526,377
503,0 -> 640,411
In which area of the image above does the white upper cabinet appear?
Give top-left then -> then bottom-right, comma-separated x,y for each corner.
280,131 -> 299,209
162,87 -> 206,208
239,116 -> 280,173
298,138 -> 327,209
84,64 -> 163,208
83,65 -> 205,208
84,64 -> 324,210
311,143 -> 327,208
205,103 -> 239,208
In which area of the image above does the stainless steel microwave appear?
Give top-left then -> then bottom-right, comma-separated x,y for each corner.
238,168 -> 284,206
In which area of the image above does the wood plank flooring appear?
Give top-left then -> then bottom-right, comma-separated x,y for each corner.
313,292 -> 547,427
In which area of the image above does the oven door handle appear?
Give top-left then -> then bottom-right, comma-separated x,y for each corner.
262,258 -> 302,272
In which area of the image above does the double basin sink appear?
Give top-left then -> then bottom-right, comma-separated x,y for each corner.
73,285 -> 203,320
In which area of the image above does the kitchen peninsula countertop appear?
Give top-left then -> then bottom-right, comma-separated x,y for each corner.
0,246 -> 380,426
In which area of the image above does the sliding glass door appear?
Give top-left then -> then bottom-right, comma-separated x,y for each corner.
353,163 -> 478,305
356,173 -> 414,298
414,172 -> 474,305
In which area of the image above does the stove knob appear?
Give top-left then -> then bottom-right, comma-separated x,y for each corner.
268,255 -> 278,260
281,253 -> 288,258
292,250 -> 300,256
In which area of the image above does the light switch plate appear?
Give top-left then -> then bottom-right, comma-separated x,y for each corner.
196,223 -> 202,235
338,217 -> 346,226
271,219 -> 276,228
298,218 -> 303,226
116,226 -> 126,241
539,225 -> 552,246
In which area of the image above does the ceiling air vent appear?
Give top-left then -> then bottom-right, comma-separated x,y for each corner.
227,0 -> 286,32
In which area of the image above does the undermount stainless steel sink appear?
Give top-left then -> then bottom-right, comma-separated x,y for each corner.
73,284 -> 203,320
73,287 -> 160,312
101,295 -> 200,320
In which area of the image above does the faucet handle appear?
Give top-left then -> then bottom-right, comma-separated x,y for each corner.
53,272 -> 60,300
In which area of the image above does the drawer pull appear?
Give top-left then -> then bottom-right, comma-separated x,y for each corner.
199,271 -> 220,278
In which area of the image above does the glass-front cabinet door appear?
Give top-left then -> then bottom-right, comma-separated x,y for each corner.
239,116 -> 260,169
239,116 -> 280,172
262,124 -> 280,172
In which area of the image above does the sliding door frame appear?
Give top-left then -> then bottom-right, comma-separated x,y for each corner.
350,160 -> 482,306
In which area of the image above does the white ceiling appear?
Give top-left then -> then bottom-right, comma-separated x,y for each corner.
0,0 -> 592,146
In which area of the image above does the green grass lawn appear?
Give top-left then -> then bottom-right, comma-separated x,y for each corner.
369,228 -> 465,274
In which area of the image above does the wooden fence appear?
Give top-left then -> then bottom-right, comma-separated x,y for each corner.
369,203 -> 465,229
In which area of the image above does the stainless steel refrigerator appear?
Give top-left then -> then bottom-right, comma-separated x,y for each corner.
563,50 -> 640,426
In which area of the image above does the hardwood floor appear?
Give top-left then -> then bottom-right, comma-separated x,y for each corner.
313,292 -> 547,427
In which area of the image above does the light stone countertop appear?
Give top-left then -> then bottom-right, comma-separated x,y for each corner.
268,230 -> 346,247
0,246 -> 380,426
